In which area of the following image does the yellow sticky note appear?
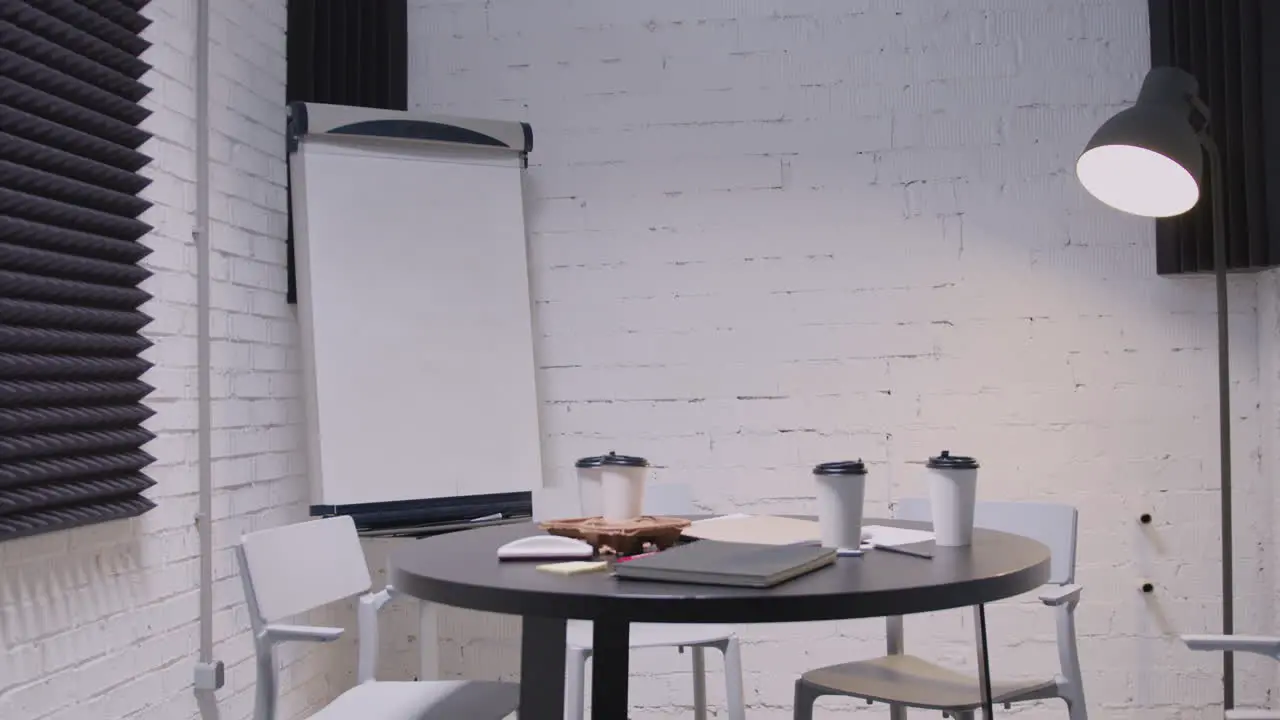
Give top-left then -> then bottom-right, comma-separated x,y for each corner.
536,560 -> 608,575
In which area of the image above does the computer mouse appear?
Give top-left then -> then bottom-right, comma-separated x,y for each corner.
497,534 -> 595,560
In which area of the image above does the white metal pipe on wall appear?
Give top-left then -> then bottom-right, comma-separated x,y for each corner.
194,0 -> 217,700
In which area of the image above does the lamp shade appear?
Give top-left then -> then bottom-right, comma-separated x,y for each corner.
1076,67 -> 1204,217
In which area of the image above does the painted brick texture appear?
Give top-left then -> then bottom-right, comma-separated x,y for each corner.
0,1 -> 342,718
406,1 -> 1275,718
1,2 -> 1275,720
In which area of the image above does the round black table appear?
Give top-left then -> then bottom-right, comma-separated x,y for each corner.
389,518 -> 1051,720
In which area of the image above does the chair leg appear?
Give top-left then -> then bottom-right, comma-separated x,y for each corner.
720,637 -> 746,720
794,679 -> 822,720
954,712 -> 975,720
565,646 -> 589,720
691,646 -> 707,720
1063,687 -> 1088,720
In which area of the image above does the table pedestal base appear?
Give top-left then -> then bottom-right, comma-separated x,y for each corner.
521,616 -> 568,717
518,617 -> 633,719
591,621 -> 630,719
975,604 -> 995,720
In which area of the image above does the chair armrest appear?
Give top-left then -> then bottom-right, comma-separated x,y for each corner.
1039,584 -> 1082,606
1184,635 -> 1280,659
362,587 -> 394,613
357,587 -> 396,684
263,624 -> 344,644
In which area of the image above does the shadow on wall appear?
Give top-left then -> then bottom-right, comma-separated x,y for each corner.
337,538 -> 523,684
0,521 -> 146,686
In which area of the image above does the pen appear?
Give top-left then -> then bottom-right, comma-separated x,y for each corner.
615,551 -> 657,563
469,512 -> 504,523
873,543 -> 934,559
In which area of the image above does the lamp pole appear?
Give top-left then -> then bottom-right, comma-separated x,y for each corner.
1078,66 -> 1236,711
1201,131 -> 1233,710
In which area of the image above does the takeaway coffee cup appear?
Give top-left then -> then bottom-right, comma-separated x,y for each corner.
574,452 -> 650,521
926,450 -> 979,547
812,460 -> 868,552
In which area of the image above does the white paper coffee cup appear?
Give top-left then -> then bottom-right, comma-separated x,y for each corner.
574,466 -> 602,517
575,452 -> 649,521
813,460 -> 868,552
926,450 -> 979,547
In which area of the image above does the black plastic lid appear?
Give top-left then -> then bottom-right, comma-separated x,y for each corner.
813,460 -> 868,476
575,451 -> 649,468
927,451 -> 979,470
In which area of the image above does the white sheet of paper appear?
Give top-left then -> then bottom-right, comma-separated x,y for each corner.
690,513 -> 753,524
683,514 -> 821,545
684,517 -> 935,549
861,525 -> 935,547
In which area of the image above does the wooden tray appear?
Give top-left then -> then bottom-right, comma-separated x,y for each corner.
539,516 -> 691,555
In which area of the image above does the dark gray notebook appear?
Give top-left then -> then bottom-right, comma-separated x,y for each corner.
614,540 -> 837,588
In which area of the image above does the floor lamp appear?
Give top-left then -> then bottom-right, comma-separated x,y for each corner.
1076,66 -> 1235,708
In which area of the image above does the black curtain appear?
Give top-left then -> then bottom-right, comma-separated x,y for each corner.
285,0 -> 408,303
1149,0 -> 1280,274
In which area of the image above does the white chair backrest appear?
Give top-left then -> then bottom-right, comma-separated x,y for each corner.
893,499 -> 1078,585
532,483 -> 695,520
239,515 -> 372,622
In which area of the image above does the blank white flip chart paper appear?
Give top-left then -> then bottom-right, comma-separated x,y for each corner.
291,134 -> 543,509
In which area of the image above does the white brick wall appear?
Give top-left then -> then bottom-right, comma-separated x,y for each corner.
406,1 -> 1276,718
2,2 -> 1275,720
0,1 -> 346,718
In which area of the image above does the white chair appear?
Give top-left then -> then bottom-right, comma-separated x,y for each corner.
533,484 -> 747,720
794,499 -> 1087,720
236,515 -> 519,720
1183,636 -> 1280,720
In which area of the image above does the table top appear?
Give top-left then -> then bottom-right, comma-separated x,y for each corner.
388,518 -> 1052,624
